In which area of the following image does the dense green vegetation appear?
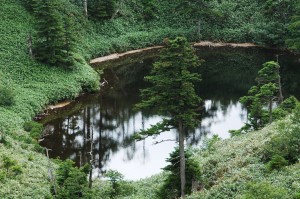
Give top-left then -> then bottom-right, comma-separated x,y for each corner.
0,0 -> 299,198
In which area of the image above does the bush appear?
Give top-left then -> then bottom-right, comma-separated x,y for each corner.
157,148 -> 201,199
263,105 -> 300,166
1,155 -> 22,177
23,121 -> 43,140
0,86 -> 15,106
241,182 -> 289,199
266,155 -> 288,171
0,134 -> 11,147
54,159 -> 91,198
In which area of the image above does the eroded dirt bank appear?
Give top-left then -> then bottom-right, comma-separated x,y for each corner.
90,41 -> 259,66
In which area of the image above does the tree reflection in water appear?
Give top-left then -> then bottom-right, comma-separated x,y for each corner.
40,47 -> 300,180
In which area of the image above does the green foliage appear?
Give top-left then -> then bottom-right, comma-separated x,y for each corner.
0,0 -> 299,198
135,37 -> 201,131
239,61 -> 282,132
241,181 -> 289,199
55,159 -> 90,198
1,155 -> 23,177
32,0 -> 78,68
266,155 -> 289,171
23,121 -> 43,140
0,86 -> 15,106
201,135 -> 221,152
273,96 -> 298,120
135,37 -> 202,198
294,192 -> 300,199
158,148 -> 201,199
187,117 -> 300,199
88,0 -> 117,20
141,0 -> 157,20
286,1 -> 300,51
263,105 -> 300,166
0,134 -> 11,147
105,169 -> 125,198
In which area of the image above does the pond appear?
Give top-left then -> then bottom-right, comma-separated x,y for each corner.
39,47 -> 300,180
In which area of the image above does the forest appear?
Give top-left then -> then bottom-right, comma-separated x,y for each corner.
0,0 -> 300,198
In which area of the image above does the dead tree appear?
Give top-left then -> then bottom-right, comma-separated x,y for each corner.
46,148 -> 57,196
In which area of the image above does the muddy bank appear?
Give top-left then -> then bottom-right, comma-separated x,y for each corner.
90,46 -> 164,67
90,42 -> 259,66
194,41 -> 258,47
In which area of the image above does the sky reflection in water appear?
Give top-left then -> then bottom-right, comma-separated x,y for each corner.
40,47 -> 300,180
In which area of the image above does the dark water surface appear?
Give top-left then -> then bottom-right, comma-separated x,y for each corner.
40,47 -> 300,180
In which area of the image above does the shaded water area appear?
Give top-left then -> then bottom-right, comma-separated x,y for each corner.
39,47 -> 300,180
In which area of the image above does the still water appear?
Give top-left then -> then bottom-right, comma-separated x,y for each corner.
40,47 -> 300,180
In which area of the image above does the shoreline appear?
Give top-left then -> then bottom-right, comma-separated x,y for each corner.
89,41 -> 260,66
48,41 -> 261,111
41,41 -> 300,113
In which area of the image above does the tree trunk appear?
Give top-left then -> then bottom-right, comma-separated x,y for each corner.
276,57 -> 283,103
27,34 -> 33,58
278,75 -> 283,103
179,120 -> 186,198
83,0 -> 88,17
88,124 -> 94,189
269,98 -> 273,123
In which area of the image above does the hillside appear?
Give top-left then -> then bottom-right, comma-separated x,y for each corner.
0,0 -> 299,198
118,113 -> 300,199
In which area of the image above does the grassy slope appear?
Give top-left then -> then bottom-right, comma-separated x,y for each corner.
0,1 -> 196,197
188,116 -> 300,198
124,116 -> 300,199
0,1 -> 99,197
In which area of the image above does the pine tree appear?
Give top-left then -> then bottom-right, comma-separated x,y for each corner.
135,37 -> 201,198
89,0 -> 116,20
240,61 -> 282,131
141,0 -> 157,20
286,2 -> 300,51
158,148 -> 201,199
32,0 -> 76,68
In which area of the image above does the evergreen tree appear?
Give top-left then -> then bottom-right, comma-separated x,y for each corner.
141,0 -> 157,20
88,0 -> 116,20
54,159 -> 90,198
239,61 -> 282,131
286,2 -> 300,51
135,37 -> 201,198
32,0 -> 76,68
158,148 -> 201,199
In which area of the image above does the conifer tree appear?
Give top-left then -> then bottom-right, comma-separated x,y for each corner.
141,0 -> 157,20
286,2 -> 300,51
32,0 -> 76,68
240,61 -> 282,130
158,148 -> 201,199
89,0 -> 116,20
135,37 -> 201,198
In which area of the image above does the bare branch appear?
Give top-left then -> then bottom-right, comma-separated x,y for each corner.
153,139 -> 176,145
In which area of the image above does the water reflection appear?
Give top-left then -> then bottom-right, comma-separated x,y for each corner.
40,47 -> 300,180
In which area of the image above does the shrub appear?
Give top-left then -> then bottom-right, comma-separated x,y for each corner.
0,86 -> 15,106
157,148 -> 201,199
263,105 -> 300,166
105,170 -> 125,198
294,192 -> 300,199
23,121 -> 43,140
0,134 -> 10,147
1,155 -> 22,177
54,159 -> 91,198
241,182 -> 289,199
266,155 -> 289,171
0,170 -> 6,182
